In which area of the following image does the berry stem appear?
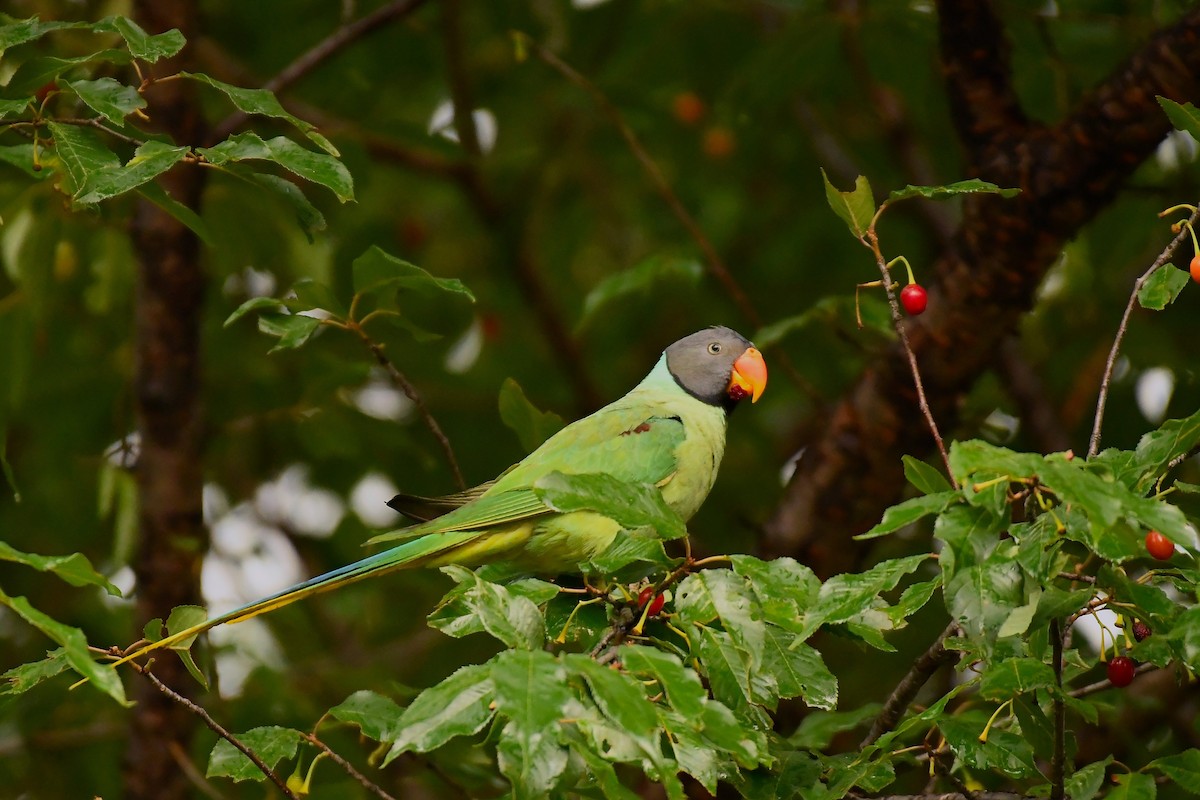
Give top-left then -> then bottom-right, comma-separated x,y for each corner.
1185,220 -> 1200,256
887,255 -> 917,285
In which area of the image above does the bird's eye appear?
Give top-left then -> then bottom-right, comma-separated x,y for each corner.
707,342 -> 722,355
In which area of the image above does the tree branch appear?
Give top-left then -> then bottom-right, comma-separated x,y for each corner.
861,622 -> 960,747
304,734 -> 398,800
209,0 -> 431,142
140,667 -> 298,800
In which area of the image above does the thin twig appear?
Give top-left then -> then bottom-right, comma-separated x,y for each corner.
1088,203 -> 1200,458
209,0 -> 432,142
866,229 -> 958,488
519,35 -> 816,399
862,622 -> 960,747
304,733 -> 397,800
1068,661 -> 1158,698
138,667 -> 298,800
1049,618 -> 1065,800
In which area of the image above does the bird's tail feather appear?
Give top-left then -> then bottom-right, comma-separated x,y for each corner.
109,529 -> 480,669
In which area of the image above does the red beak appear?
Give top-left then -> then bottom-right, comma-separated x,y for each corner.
727,347 -> 767,403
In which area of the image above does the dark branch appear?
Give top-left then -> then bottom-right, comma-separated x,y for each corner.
304,734 -> 397,800
861,622 -> 960,747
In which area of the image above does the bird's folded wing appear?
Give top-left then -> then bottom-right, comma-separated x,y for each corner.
366,487 -> 549,546
386,480 -> 497,521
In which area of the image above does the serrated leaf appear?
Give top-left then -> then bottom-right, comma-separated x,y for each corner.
903,455 -> 953,494
65,77 -> 146,125
428,565 -> 544,649
47,120 -> 119,193
979,657 -> 1056,699
581,531 -> 675,575
1137,264 -> 1189,310
534,471 -> 686,540
0,648 -> 70,696
0,98 -> 31,120
619,645 -> 706,719
800,553 -> 931,636
1108,772 -> 1157,800
732,555 -> 819,633
136,182 -> 213,244
789,704 -> 880,750
76,140 -> 191,204
0,17 -> 89,49
1066,758 -> 1112,800
206,726 -> 303,782
6,50 -> 132,96
0,541 -> 121,595
198,132 -> 353,202
250,173 -> 327,240
761,628 -> 837,710
0,588 -> 128,706
348,246 -> 474,340
102,16 -> 185,62
944,557 -> 1025,653
675,569 -> 764,659
329,690 -> 405,742
224,295 -> 283,327
182,72 -> 337,155
1158,96 -> 1200,141
499,377 -> 565,453
939,714 -> 1039,778
1150,749 -> 1200,793
382,663 -> 494,762
886,179 -> 1020,203
0,144 -> 42,178
697,628 -> 774,728
490,649 -> 572,796
256,312 -> 321,353
1130,406 -> 1200,491
351,245 -> 472,299
821,169 -> 875,238
577,257 -> 702,331
858,491 -> 956,539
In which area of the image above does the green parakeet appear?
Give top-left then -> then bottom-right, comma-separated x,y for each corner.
112,326 -> 767,666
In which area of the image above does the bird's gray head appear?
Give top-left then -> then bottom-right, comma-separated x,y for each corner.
664,326 -> 768,412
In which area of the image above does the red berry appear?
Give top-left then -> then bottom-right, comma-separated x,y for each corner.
1191,255 -> 1200,284
701,126 -> 736,160
637,587 -> 665,617
1131,620 -> 1152,642
1106,655 -> 1136,688
900,283 -> 928,315
1145,530 -> 1174,561
34,81 -> 56,105
671,92 -> 706,126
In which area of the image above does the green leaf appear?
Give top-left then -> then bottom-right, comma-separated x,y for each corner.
198,132 -> 353,202
0,17 -> 89,49
382,663 -> 494,762
582,531 -> 676,575
0,648 -> 70,696
1130,406 -> 1200,491
1107,772 -> 1157,800
206,726 -> 303,782
939,714 -> 1039,778
820,169 -> 875,238
1158,96 -> 1200,141
0,98 -> 31,120
1137,264 -> 1190,310
1066,758 -> 1112,800
256,312 -> 321,353
490,649 -> 572,796
788,704 -> 880,749
0,588 -> 128,706
6,50 -> 132,96
903,455 -> 953,494
800,553 -> 931,636
65,77 -> 146,125
944,557 -> 1025,653
732,555 -> 819,633
499,377 -> 565,453
329,690 -> 405,742
578,257 -> 702,331
675,569 -> 764,659
224,296 -> 284,327
349,246 -> 475,340
697,628 -> 773,727
290,278 -> 346,318
250,173 -> 327,240
564,654 -> 658,736
102,16 -> 185,61
47,120 -> 119,193
428,565 -> 545,649
534,471 -> 687,540
979,657 -> 1057,699
0,541 -> 120,595
887,576 -> 943,625
760,628 -> 837,710
886,179 -> 1020,203
76,140 -> 191,204
619,645 -> 706,719
857,491 -> 956,539
0,144 -> 42,178
136,182 -> 213,244
182,72 -> 337,155
1150,749 -> 1200,793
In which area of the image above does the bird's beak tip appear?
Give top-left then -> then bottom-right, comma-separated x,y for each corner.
729,347 -> 767,403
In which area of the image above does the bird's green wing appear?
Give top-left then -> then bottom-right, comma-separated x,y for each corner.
386,480 -> 497,522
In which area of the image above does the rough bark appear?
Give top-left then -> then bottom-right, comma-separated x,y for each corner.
764,3 -> 1200,575
123,2 -> 208,798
